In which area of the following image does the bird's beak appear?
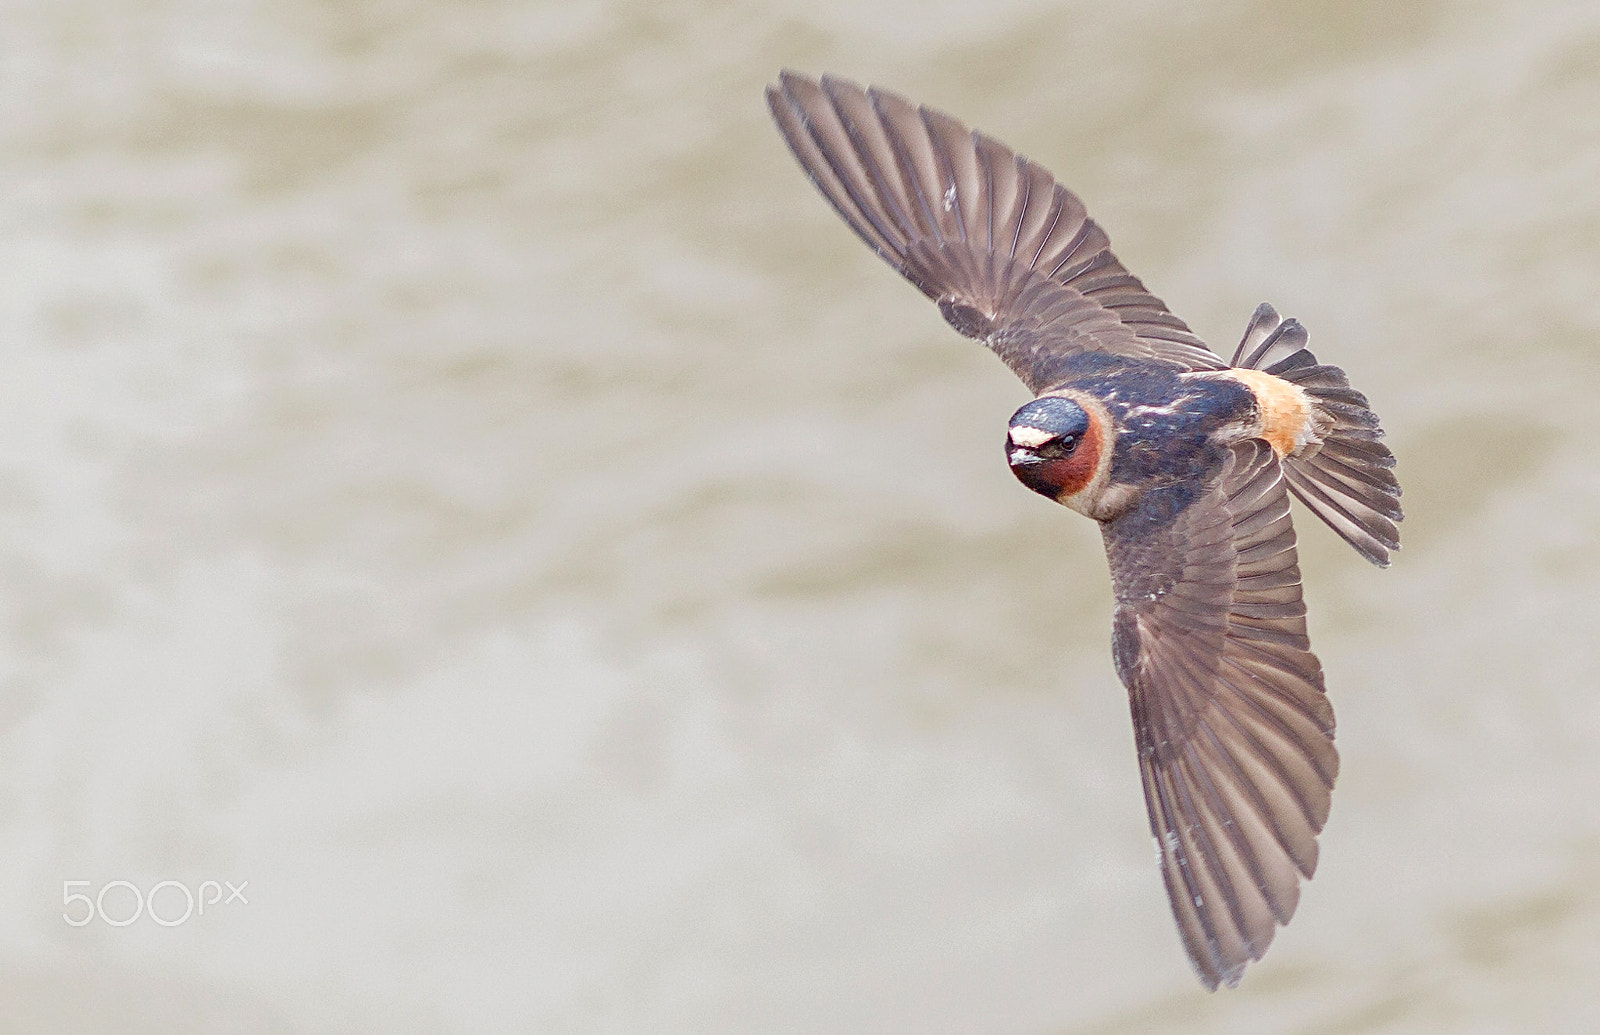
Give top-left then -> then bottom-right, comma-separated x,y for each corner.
1008,427 -> 1051,468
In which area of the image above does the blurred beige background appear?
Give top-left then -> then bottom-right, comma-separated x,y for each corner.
2,0 -> 1598,1031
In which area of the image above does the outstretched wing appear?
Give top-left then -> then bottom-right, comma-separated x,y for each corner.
1102,440 -> 1337,989
767,71 -> 1227,393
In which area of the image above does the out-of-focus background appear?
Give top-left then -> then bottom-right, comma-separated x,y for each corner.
3,0 -> 1598,1030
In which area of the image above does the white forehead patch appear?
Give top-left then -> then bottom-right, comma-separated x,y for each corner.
1008,426 -> 1055,448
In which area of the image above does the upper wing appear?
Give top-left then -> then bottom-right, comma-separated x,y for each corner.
767,71 -> 1227,394
1101,440 -> 1337,989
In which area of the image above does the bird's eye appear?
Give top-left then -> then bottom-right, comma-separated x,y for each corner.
1042,434 -> 1078,458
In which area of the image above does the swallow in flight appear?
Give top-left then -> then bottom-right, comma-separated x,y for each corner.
767,71 -> 1402,989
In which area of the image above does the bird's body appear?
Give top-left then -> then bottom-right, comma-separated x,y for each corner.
767,71 -> 1401,989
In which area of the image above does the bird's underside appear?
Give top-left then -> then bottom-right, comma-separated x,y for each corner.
767,70 -> 1401,989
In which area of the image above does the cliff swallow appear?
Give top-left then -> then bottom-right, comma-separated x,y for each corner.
767,71 -> 1402,989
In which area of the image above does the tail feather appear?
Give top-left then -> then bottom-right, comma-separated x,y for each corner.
1234,304 -> 1403,567
1282,466 -> 1401,566
1306,448 -> 1401,502
1319,436 -> 1396,470
1233,303 -> 1310,370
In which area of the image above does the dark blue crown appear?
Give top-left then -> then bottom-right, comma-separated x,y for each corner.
1009,397 -> 1088,438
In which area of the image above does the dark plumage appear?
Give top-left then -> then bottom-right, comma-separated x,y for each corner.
1010,396 -> 1089,442
767,71 -> 1401,989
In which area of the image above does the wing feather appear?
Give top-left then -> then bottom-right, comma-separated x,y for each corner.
1103,441 -> 1336,989
767,71 -> 1227,391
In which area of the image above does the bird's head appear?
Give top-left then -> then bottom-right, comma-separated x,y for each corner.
1007,394 -> 1118,517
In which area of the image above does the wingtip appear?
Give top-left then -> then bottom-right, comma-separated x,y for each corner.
818,70 -> 864,101
768,71 -> 809,118
776,69 -> 829,111
864,80 -> 919,119
1189,953 -> 1246,993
